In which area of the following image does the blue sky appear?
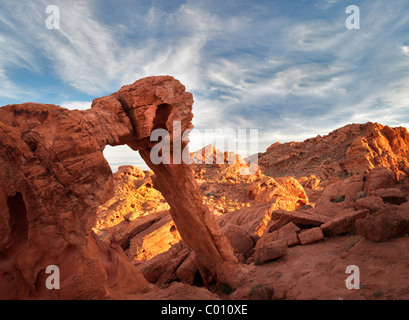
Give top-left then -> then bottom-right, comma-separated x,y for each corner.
1,0 -> 409,171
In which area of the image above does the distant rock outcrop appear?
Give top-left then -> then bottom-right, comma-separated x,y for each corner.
258,122 -> 409,181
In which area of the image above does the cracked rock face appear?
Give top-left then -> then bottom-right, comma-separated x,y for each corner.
0,76 -> 237,299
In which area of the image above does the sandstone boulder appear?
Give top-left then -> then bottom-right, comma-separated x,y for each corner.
369,188 -> 408,205
217,202 -> 273,236
254,239 -> 288,264
100,210 -> 165,250
127,216 -> 181,261
363,167 -> 398,194
258,221 -> 300,248
320,209 -> 369,237
318,174 -> 364,206
298,227 -> 324,245
247,176 -> 308,207
221,224 -> 255,262
355,195 -> 385,212
137,241 -> 190,286
266,208 -> 330,233
356,204 -> 409,242
176,252 -> 199,285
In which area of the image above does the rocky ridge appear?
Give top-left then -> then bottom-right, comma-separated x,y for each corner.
258,122 -> 409,181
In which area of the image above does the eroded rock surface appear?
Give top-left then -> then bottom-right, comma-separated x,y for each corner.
0,76 -> 237,299
258,122 -> 409,181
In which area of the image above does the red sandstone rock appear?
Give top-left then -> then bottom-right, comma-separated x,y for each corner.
363,167 -> 398,194
221,224 -> 255,262
258,122 -> 409,180
254,238 -> 288,264
248,284 -> 275,300
318,174 -> 365,206
320,209 -> 369,237
355,195 -> 385,212
2,74 -> 409,300
297,175 -> 322,190
266,208 -> 330,233
218,177 -> 310,236
298,227 -> 324,245
0,102 -> 147,299
127,216 -> 181,261
369,187 -> 408,205
176,252 -> 199,285
356,204 -> 409,242
137,241 -> 188,285
94,166 -> 169,231
0,76 -> 238,299
191,144 -> 247,167
246,176 -> 308,206
229,236 -> 409,300
134,281 -> 220,300
254,222 -> 300,259
263,221 -> 300,247
101,210 -> 165,250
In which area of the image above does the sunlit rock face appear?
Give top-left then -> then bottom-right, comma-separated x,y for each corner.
259,122 -> 409,181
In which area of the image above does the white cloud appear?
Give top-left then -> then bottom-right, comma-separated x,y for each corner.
287,20 -> 344,52
137,36 -> 206,93
1,1 -> 221,97
0,67 -> 22,99
60,101 -> 92,110
2,0 -> 409,167
316,0 -> 337,10
103,145 -> 148,172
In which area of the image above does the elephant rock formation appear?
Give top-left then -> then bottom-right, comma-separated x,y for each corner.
0,76 -> 237,299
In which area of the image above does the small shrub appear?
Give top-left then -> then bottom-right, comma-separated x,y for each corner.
220,283 -> 232,295
373,290 -> 383,298
345,234 -> 361,250
248,284 -> 263,300
357,191 -> 366,199
254,256 -> 262,266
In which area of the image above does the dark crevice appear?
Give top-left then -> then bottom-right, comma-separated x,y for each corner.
115,96 -> 137,138
382,196 -> 407,205
7,192 -> 28,248
193,269 -> 204,287
153,104 -> 172,131
330,195 -> 346,203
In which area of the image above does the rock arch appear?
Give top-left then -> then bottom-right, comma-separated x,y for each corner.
0,76 -> 238,299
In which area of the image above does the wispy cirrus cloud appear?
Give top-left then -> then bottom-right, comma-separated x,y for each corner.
1,0 -> 409,169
